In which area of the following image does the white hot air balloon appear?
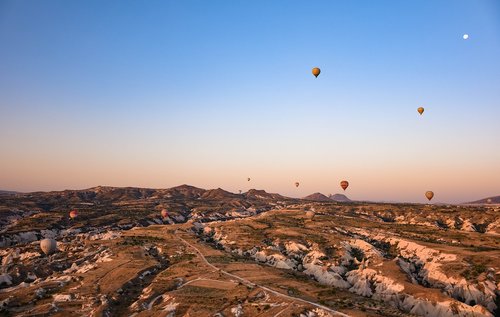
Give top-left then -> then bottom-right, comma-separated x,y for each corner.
40,238 -> 57,255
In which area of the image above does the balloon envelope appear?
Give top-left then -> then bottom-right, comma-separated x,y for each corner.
40,238 -> 57,255
312,67 -> 321,78
340,180 -> 349,191
295,182 -> 300,187
160,209 -> 168,218
69,210 -> 78,219
247,177 -> 251,182
425,191 -> 434,201
417,107 -> 424,115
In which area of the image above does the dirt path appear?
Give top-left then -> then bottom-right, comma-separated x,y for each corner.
176,232 -> 350,317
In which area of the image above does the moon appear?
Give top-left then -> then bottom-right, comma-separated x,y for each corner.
463,34 -> 469,40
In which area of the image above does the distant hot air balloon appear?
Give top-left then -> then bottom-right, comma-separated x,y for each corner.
295,182 -> 300,188
247,177 -> 251,182
417,107 -> 424,115
239,190 -> 242,194
340,180 -> 349,191
40,238 -> 57,255
305,210 -> 315,220
161,209 -> 168,219
69,210 -> 78,219
425,191 -> 434,201
486,198 -> 492,204
312,67 -> 321,78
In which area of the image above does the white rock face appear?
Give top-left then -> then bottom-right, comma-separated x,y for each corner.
88,231 -> 121,241
461,219 -> 477,232
204,227 -> 497,317
386,237 -> 497,312
253,250 -> 297,270
53,294 -> 73,302
231,303 -> 243,317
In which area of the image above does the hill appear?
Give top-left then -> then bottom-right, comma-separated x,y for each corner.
465,195 -> 500,204
303,193 -> 331,201
329,193 -> 352,202
0,190 -> 18,195
245,189 -> 287,200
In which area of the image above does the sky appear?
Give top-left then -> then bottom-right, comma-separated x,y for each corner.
1,0 -> 499,203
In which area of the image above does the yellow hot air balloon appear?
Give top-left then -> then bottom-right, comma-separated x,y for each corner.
295,182 -> 300,188
340,180 -> 349,191
417,107 -> 424,115
425,191 -> 434,201
312,67 -> 321,78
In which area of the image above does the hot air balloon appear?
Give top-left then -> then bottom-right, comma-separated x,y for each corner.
425,191 -> 434,201
305,210 -> 315,220
40,238 -> 57,255
295,182 -> 300,188
69,210 -> 78,219
247,177 -> 251,182
239,190 -> 242,194
417,107 -> 424,115
340,180 -> 349,191
160,209 -> 168,219
487,198 -> 492,204
312,67 -> 321,78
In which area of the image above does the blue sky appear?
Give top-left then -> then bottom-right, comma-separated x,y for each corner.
1,1 -> 499,203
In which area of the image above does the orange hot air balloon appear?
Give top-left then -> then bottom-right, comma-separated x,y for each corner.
312,67 -> 321,78
160,209 -> 168,218
340,180 -> 349,191
295,182 -> 300,188
425,191 -> 434,201
417,107 -> 424,115
69,210 -> 78,219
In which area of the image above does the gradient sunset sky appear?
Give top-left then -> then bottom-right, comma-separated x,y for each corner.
1,1 -> 499,203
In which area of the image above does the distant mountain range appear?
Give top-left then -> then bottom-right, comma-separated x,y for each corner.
0,190 -> 18,195
0,185 -> 294,208
464,195 -> 500,204
1,186 -> 355,204
303,192 -> 352,202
